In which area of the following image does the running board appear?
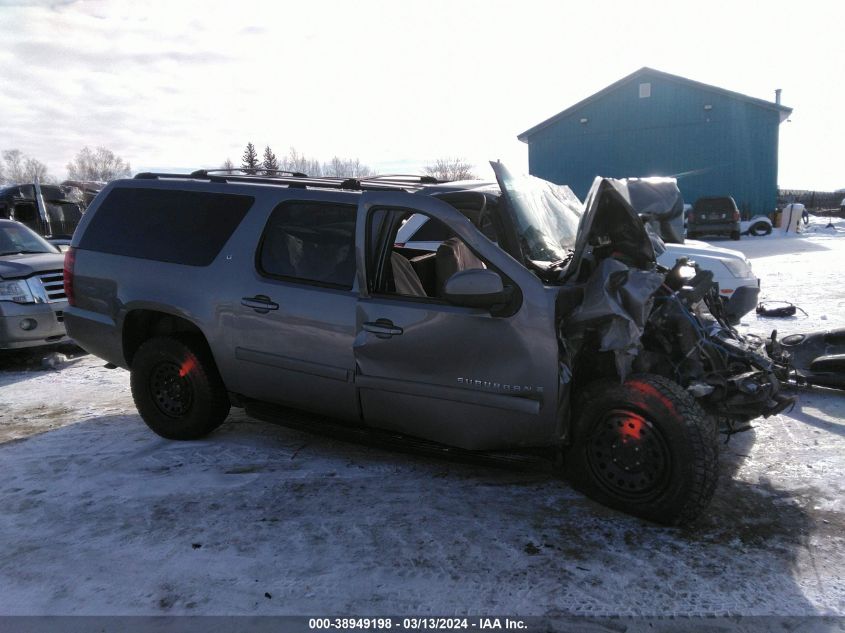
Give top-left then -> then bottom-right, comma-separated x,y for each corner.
244,401 -> 551,471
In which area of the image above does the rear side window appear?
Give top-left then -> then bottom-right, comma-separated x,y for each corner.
79,188 -> 253,266
693,198 -> 736,213
258,201 -> 356,289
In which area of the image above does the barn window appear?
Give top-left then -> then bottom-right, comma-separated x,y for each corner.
639,82 -> 651,98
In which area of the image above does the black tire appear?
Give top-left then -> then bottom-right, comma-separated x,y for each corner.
730,230 -> 741,241
686,231 -> 697,239
130,336 -> 230,440
749,221 -> 772,237
564,374 -> 718,525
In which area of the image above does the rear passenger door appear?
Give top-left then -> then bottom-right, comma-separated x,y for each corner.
231,199 -> 359,421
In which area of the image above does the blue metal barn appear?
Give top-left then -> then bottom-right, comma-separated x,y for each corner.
518,67 -> 792,216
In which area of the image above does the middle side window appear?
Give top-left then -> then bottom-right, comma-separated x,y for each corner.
258,201 -> 357,289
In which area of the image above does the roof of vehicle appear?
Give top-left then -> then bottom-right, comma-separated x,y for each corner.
0,183 -> 79,201
0,218 -> 52,238
416,180 -> 501,196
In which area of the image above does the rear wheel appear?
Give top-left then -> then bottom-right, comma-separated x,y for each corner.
564,374 -> 718,525
130,336 -> 230,440
730,230 -> 741,241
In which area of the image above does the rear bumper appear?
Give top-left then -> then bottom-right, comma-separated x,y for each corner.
64,306 -> 126,367
688,221 -> 740,236
724,284 -> 760,321
0,300 -> 68,349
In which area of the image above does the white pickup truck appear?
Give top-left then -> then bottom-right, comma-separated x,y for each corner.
658,240 -> 758,323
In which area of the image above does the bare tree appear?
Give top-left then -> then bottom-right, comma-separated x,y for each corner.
1,150 -> 23,184
423,157 -> 476,182
241,142 -> 260,174
262,146 -> 279,174
281,147 -> 322,177
24,158 -> 50,183
323,156 -> 375,178
221,158 -> 236,174
1,149 -> 53,184
66,147 -> 131,182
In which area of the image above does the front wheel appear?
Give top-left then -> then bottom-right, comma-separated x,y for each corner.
564,374 -> 718,525
130,336 -> 230,440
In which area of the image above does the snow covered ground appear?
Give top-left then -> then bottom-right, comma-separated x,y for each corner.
0,217 -> 843,617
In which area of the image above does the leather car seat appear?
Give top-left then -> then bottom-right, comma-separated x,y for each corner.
391,251 -> 427,297
435,237 -> 485,296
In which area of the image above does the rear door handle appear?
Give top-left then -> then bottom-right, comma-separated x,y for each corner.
241,295 -> 279,313
363,319 -> 403,338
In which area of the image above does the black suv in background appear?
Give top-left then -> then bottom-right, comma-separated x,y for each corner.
0,183 -> 85,248
687,196 -> 741,241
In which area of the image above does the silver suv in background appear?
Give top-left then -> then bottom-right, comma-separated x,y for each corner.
0,220 -> 68,349
64,164 -> 793,524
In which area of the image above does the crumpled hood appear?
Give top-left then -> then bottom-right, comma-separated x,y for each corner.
0,253 -> 66,279
566,177 -> 656,281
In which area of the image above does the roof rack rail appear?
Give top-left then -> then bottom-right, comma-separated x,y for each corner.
132,171 -> 418,192
193,168 -> 309,178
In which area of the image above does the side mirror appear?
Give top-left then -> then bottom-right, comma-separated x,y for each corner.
443,269 -> 511,309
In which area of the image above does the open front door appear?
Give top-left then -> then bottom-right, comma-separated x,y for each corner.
352,191 -> 559,451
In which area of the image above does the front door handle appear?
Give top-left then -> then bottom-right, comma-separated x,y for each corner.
241,295 -> 279,313
363,319 -> 403,338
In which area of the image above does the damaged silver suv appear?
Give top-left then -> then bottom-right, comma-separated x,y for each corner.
64,163 -> 793,524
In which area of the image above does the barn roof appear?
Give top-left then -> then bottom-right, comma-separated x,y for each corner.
517,67 -> 793,142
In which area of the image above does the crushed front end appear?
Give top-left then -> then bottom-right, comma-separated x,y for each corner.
636,258 -> 795,428
557,177 -> 794,432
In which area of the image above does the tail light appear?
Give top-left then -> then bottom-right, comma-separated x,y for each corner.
63,247 -> 76,306
733,210 -> 740,221
687,211 -> 695,223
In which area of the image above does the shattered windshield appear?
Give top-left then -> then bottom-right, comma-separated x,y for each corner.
491,162 -> 583,265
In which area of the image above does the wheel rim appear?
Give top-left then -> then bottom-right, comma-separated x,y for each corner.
149,361 -> 193,418
586,409 -> 671,499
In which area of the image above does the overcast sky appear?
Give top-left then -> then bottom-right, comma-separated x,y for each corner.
0,0 -> 842,190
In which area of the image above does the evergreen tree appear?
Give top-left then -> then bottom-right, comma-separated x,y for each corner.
241,142 -> 259,174
262,146 -> 279,174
